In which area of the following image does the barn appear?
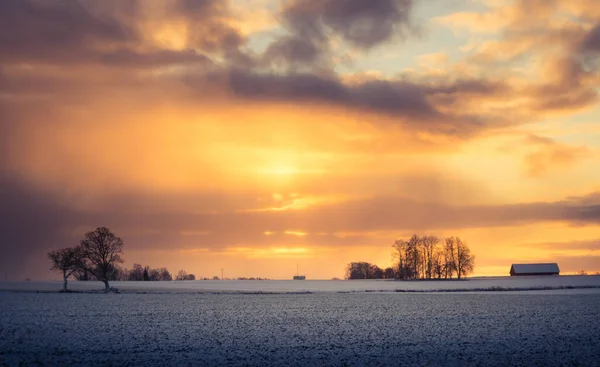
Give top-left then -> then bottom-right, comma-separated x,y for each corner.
510,263 -> 560,276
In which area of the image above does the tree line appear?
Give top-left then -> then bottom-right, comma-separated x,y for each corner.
48,227 -> 197,292
346,235 -> 476,280
72,263 -> 196,282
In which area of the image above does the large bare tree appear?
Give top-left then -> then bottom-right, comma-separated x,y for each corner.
392,239 -> 408,279
80,227 -> 124,292
407,235 -> 421,279
444,237 -> 457,279
455,237 -> 475,280
48,247 -> 83,292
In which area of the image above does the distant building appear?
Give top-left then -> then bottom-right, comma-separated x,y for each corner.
510,263 -> 560,276
293,264 -> 305,280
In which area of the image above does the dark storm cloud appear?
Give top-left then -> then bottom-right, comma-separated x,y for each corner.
0,0 -> 133,63
169,0 -> 246,53
281,0 -> 414,49
532,24 -> 600,113
98,49 -> 213,68
255,196 -> 600,233
156,193 -> 600,234
0,0 -> 241,68
263,36 -> 322,67
0,0 -> 510,136
226,69 -> 440,119
581,24 -> 600,53
424,79 -> 506,96
220,69 -> 500,135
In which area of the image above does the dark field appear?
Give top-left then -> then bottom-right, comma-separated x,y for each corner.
1,291 -> 599,366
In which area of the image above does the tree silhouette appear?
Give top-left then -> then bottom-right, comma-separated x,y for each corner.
128,263 -> 144,281
79,227 -> 124,292
444,237 -> 457,279
345,262 -> 385,279
48,247 -> 83,292
175,270 -> 195,280
388,234 -> 476,280
158,267 -> 172,281
454,237 -> 475,280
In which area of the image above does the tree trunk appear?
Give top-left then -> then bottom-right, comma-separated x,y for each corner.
103,280 -> 110,293
63,271 -> 68,292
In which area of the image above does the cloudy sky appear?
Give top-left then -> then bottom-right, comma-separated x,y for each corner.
1,0 -> 600,280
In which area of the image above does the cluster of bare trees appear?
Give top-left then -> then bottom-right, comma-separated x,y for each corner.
118,264 -> 173,281
48,227 -> 124,292
175,270 -> 196,281
345,235 -> 476,280
393,235 -> 475,280
78,265 -> 197,282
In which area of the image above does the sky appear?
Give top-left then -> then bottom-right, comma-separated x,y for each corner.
1,0 -> 600,280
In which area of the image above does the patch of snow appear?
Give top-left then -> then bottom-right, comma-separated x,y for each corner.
1,275 -> 600,294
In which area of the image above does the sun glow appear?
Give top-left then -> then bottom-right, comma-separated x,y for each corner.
262,165 -> 299,176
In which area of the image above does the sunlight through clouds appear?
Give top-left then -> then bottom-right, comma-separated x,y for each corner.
1,0 -> 599,279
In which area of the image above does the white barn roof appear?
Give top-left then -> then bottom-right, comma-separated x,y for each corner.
510,263 -> 560,275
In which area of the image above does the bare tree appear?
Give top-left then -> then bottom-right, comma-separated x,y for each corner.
128,263 -> 144,281
345,262 -> 384,279
444,237 -> 457,279
123,265 -> 172,281
48,247 -> 83,292
369,264 -> 383,279
158,267 -> 172,281
148,268 -> 160,281
454,237 -> 475,280
79,227 -> 125,292
117,267 -> 130,281
422,235 -> 439,279
392,239 -> 408,279
176,270 -> 188,281
407,235 -> 421,279
432,246 -> 444,279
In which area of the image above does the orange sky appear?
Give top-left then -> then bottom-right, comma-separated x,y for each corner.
1,0 -> 599,280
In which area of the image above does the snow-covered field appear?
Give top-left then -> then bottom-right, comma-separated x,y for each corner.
1,277 -> 600,366
2,275 -> 600,294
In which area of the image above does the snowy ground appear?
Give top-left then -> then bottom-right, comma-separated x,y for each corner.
1,280 -> 600,366
1,275 -> 600,294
